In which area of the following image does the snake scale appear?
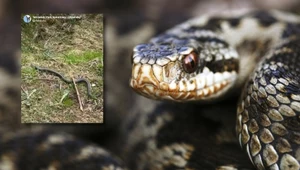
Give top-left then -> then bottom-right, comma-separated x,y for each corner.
0,10 -> 300,170
128,10 -> 300,170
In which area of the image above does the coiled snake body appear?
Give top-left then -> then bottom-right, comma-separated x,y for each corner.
129,10 -> 300,170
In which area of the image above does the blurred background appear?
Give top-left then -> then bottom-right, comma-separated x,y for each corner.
1,0 -> 300,159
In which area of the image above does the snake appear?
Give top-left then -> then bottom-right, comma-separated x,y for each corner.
32,65 -> 96,99
128,10 -> 300,170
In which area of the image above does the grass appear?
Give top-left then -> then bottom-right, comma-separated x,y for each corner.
21,14 -> 103,123
64,51 -> 101,64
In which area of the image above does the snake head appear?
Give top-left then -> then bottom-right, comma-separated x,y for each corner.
130,34 -> 240,102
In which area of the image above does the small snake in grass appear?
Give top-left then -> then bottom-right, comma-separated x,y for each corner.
32,65 -> 96,99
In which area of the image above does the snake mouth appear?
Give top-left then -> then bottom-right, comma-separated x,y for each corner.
130,62 -> 237,101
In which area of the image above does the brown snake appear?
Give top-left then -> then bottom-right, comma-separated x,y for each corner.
129,10 -> 300,170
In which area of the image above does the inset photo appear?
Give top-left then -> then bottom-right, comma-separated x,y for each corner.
21,14 -> 103,123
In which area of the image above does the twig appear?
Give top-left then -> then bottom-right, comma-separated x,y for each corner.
21,86 -> 27,94
72,77 -> 83,111
21,86 -> 29,101
21,86 -> 36,100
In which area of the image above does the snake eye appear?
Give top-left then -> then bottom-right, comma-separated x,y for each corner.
182,51 -> 198,73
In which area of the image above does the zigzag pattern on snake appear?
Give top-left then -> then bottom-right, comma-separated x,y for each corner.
128,10 -> 300,170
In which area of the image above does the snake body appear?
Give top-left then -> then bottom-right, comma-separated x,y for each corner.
129,10 -> 300,170
33,65 -> 95,99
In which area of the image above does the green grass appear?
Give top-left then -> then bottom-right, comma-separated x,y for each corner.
62,97 -> 74,107
64,51 -> 102,64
